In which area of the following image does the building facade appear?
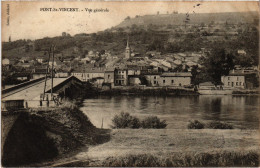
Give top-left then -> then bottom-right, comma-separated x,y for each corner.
114,68 -> 128,86
158,72 -> 192,87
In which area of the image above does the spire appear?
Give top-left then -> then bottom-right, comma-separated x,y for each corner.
126,36 -> 130,49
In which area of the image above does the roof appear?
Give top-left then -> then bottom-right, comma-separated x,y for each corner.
34,68 -> 48,73
72,68 -> 104,73
199,82 -> 214,86
13,72 -> 31,77
104,67 -> 115,72
227,70 -> 256,76
160,72 -> 192,77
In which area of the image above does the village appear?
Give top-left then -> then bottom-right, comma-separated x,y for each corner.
2,37 -> 259,94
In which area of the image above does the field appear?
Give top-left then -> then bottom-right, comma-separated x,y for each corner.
51,129 -> 260,166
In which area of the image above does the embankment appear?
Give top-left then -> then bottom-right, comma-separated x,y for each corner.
2,101 -> 110,167
99,87 -> 198,96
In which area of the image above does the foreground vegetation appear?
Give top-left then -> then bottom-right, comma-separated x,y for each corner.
112,112 -> 167,129
101,151 -> 259,167
188,120 -> 234,129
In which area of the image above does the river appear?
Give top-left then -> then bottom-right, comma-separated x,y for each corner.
81,95 -> 259,129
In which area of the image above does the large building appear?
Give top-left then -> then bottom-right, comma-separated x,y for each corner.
71,68 -> 104,82
114,68 -> 128,86
158,72 -> 192,87
221,69 -> 259,89
145,72 -> 192,87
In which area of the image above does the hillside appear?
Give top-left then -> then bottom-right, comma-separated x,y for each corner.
116,12 -> 259,28
2,11 -> 259,68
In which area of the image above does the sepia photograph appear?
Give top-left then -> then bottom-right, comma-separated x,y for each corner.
1,1 -> 260,167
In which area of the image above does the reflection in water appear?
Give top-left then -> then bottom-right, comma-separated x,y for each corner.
81,95 -> 259,129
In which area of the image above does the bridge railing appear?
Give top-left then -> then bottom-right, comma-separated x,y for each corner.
2,77 -> 45,95
1,100 -> 24,112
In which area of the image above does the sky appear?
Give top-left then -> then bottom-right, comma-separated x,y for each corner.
1,1 -> 259,41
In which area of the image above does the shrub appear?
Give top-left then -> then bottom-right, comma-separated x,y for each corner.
111,113 -> 167,129
207,121 -> 233,129
141,116 -> 167,128
187,120 -> 205,129
111,112 -> 141,129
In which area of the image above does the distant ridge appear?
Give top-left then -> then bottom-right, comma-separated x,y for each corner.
116,12 -> 259,28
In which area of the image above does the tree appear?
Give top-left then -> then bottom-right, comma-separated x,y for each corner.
200,48 -> 234,84
124,16 -> 131,20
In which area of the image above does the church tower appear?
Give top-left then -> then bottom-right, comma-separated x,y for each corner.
125,38 -> 131,59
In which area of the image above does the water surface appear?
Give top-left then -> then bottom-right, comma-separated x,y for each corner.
81,95 -> 259,129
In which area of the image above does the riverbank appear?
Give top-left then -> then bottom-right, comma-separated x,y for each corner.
2,101 -> 110,167
99,87 -> 198,96
50,129 -> 259,166
96,86 -> 259,96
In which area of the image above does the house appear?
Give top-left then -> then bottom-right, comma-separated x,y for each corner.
17,62 -> 31,68
198,82 -> 215,89
2,58 -> 10,65
20,57 -> 30,63
71,68 -> 104,82
63,58 -> 73,63
55,70 -> 69,78
158,72 -> 192,87
114,68 -> 128,86
36,56 -> 47,63
91,77 -> 104,88
128,76 -> 141,86
81,57 -> 91,64
145,73 -> 161,86
221,69 -> 258,89
32,68 -> 50,79
127,65 -> 141,76
13,72 -> 31,81
237,50 -> 246,55
104,68 -> 115,86
49,59 -> 62,67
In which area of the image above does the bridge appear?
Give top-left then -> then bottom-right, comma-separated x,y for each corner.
2,76 -> 83,111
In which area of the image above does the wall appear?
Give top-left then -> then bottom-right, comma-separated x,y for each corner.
145,75 -> 160,86
104,72 -> 114,84
221,76 -> 245,89
158,76 -> 191,87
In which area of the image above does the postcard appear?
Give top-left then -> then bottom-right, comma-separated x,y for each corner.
1,1 -> 259,167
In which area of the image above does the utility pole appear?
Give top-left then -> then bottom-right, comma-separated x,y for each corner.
43,47 -> 52,100
51,45 -> 55,100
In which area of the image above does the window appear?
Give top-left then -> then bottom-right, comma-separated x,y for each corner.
228,77 -> 230,80
108,75 -> 110,79
236,82 -> 238,86
239,82 -> 241,85
171,80 -> 174,83
87,74 -> 89,78
228,82 -> 230,86
237,77 -> 239,81
154,81 -> 156,84
154,76 -> 156,79
163,80 -> 165,83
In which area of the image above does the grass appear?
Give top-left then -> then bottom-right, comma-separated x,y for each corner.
101,151 -> 259,167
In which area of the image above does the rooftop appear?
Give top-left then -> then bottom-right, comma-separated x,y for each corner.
161,72 -> 192,77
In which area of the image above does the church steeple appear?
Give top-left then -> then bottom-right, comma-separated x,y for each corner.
125,37 -> 131,59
